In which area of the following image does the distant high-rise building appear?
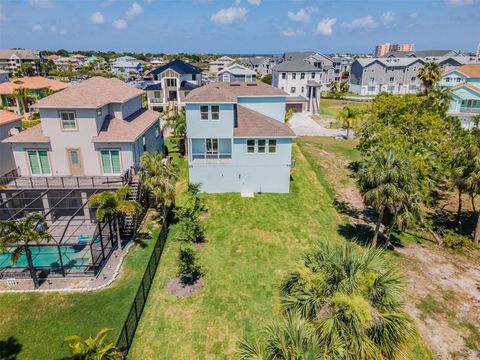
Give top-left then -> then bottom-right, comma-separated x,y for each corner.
374,42 -> 414,57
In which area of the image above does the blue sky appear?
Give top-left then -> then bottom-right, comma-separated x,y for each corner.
0,0 -> 479,54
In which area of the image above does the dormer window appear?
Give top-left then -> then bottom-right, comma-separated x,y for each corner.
60,111 -> 77,130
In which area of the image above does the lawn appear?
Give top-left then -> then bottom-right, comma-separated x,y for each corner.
0,223 -> 161,360
319,97 -> 370,118
128,141 -> 433,359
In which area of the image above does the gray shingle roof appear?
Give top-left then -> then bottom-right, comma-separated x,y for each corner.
234,105 -> 294,138
272,60 -> 320,72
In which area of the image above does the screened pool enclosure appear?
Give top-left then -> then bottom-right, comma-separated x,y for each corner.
0,188 -> 119,278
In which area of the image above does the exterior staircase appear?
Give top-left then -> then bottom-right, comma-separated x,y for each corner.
121,176 -> 141,241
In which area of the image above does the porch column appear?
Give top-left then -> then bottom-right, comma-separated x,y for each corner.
81,192 -> 91,222
308,87 -> 313,114
41,194 -> 52,222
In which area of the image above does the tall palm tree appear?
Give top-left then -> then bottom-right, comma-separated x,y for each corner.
0,213 -> 52,289
238,312 -> 322,360
139,151 -> 177,217
279,241 -> 414,360
337,106 -> 360,138
87,186 -> 142,244
357,151 -> 416,247
418,61 -> 442,94
12,87 -> 33,114
64,328 -> 122,360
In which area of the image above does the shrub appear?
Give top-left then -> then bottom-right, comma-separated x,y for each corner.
178,246 -> 202,284
284,108 -> 296,123
442,230 -> 472,250
173,217 -> 204,243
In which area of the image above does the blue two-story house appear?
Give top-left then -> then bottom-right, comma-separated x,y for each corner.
440,64 -> 480,130
185,81 -> 295,194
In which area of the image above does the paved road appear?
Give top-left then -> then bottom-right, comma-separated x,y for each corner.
288,113 -> 349,137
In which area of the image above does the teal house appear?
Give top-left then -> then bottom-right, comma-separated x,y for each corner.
184,81 -> 295,194
440,64 -> 480,129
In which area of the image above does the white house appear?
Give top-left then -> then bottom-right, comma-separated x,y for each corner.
218,64 -> 256,82
4,77 -> 164,177
0,110 -> 22,176
209,56 -> 234,74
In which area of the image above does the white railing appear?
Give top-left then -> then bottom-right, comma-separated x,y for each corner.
191,152 -> 232,163
149,98 -> 163,103
459,107 -> 480,114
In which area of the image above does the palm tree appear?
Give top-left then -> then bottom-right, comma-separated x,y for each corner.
166,109 -> 187,155
418,61 -> 442,94
12,87 -> 33,114
462,136 -> 480,243
64,328 -> 122,360
139,151 -> 177,217
0,213 -> 52,289
279,241 -> 414,360
337,106 -> 359,138
87,186 -> 142,245
238,312 -> 322,360
357,151 -> 416,247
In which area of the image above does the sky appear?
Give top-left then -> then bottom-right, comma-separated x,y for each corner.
0,0 -> 479,54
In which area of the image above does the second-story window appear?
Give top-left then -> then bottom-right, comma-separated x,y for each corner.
211,106 -> 219,120
292,73 -> 296,80
411,76 -> 416,82
154,91 -> 161,98
192,74 -> 197,81
300,73 -> 305,79
291,87 -> 296,94
282,73 -> 286,79
257,139 -> 266,153
311,73 -> 315,79
247,139 -> 255,153
389,77 -> 394,83
60,111 -> 77,130
200,105 -> 209,120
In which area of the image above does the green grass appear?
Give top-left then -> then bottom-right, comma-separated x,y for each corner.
0,226 -> 161,360
128,141 -> 434,360
319,98 -> 370,118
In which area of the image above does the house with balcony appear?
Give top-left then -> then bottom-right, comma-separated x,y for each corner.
3,77 -> 163,179
0,49 -> 43,76
440,64 -> 480,129
146,59 -> 203,112
218,64 -> 256,82
185,81 -> 295,194
0,76 -> 69,114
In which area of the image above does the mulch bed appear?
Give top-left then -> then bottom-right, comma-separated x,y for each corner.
165,277 -> 204,297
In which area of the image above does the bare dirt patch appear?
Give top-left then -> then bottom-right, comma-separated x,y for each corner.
165,277 -> 204,297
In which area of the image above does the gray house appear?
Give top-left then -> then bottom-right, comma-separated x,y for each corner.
4,77 -> 163,177
244,57 -> 278,75
218,64 -> 256,82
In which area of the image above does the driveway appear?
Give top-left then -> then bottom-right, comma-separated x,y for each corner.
288,112 -> 348,137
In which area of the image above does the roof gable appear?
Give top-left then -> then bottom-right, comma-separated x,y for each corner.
150,59 -> 203,75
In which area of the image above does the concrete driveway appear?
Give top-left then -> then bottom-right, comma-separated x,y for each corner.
288,112 -> 348,137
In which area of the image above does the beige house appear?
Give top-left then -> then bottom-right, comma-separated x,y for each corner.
4,77 -> 164,178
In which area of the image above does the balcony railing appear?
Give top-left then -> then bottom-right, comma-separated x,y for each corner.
459,107 -> 480,114
149,98 -> 163,103
191,152 -> 232,163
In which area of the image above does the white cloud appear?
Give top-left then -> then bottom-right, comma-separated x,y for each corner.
101,0 -> 116,7
315,18 -> 336,35
343,15 -> 377,29
0,5 -> 9,22
60,29 -> 67,35
211,7 -> 247,25
91,11 -> 105,24
287,6 -> 317,23
49,25 -> 57,32
144,0 -> 153,2
409,12 -> 418,18
281,27 -> 303,37
32,24 -> 42,31
446,0 -> 474,5
113,19 -> 127,29
381,11 -> 395,25
126,2 -> 143,19
247,0 -> 261,5
29,0 -> 53,8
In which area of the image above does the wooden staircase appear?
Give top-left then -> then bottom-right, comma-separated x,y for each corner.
121,176 -> 141,240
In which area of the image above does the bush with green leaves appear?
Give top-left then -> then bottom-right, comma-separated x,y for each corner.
177,246 -> 202,285
172,182 -> 206,243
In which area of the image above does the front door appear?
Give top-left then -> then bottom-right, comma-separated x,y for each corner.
67,149 -> 84,176
168,90 -> 177,101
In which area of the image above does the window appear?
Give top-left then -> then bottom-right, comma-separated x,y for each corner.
300,73 -> 305,79
291,87 -> 296,94
222,74 -> 230,82
311,73 -> 315,79
368,77 -> 375,85
411,76 -> 416,82
27,150 -> 51,175
257,139 -> 266,153
245,74 -> 253,82
211,105 -> 219,120
166,78 -> 176,87
268,139 -> 277,153
292,73 -> 296,80
154,90 -> 161,98
247,139 -> 255,153
100,150 -> 121,175
456,78 -> 462,83
206,138 -> 218,153
200,105 -> 209,120
96,109 -> 102,117
445,77 -> 450,83
192,74 -> 196,81
155,124 -> 160,138
301,86 -> 304,93
142,135 -> 146,151
60,111 -> 76,130
282,73 -> 286,79
389,77 -> 394,83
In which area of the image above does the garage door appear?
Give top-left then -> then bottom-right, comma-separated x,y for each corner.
286,103 -> 303,112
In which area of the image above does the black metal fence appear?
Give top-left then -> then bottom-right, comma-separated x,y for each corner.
116,208 -> 172,356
